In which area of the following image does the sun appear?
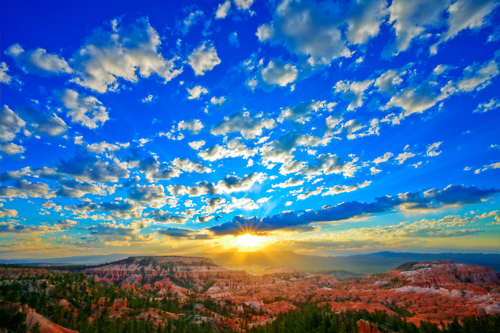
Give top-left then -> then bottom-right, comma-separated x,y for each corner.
235,234 -> 266,251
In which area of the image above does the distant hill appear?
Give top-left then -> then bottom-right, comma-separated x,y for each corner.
2,251 -> 498,273
0,253 -> 128,265
196,251 -> 500,273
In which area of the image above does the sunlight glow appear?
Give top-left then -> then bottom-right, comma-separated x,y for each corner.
235,234 -> 264,250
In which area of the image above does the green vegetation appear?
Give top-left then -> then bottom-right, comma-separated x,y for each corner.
1,270 -> 500,333
396,262 -> 418,271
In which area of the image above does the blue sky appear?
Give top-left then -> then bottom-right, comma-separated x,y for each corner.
0,0 -> 499,259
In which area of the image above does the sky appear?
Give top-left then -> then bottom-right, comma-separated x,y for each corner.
0,0 -> 499,260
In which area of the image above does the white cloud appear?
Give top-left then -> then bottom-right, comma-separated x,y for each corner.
334,79 -> 374,111
256,0 -> 352,68
431,0 -> 498,54
188,42 -> 221,76
198,137 -> 257,161
142,94 -> 154,103
297,186 -> 323,200
60,89 -> 109,129
322,181 -> 371,196
370,166 -> 382,175
234,0 -> 255,12
375,69 -> 403,94
178,119 -> 204,134
473,98 -> 500,113
385,0 -> 450,56
0,105 -> 26,143
0,62 -> 12,84
179,10 -> 204,35
278,100 -> 324,124
86,141 -> 129,154
5,44 -> 72,76
272,178 -> 304,188
187,85 -> 209,100
260,59 -> 298,87
70,17 -> 182,93
188,140 -> 206,150
0,143 -> 25,156
211,111 -> 276,139
228,32 -> 239,47
373,152 -> 394,164
474,162 -> 500,174
426,142 -> 442,157
395,152 -> 416,164
210,96 -> 226,105
171,158 -> 212,174
457,59 -> 499,92
216,0 -> 231,19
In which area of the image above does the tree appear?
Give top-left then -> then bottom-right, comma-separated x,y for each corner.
30,322 -> 41,333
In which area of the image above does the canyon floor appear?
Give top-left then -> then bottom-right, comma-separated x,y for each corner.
1,256 -> 499,332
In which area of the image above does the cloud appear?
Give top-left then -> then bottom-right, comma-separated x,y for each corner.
334,79 -> 374,111
171,158 -> 212,174
395,152 -> 415,164
0,180 -> 52,198
178,10 -> 204,35
0,62 -> 13,84
16,106 -> 68,137
457,59 -> 499,92
157,227 -> 196,238
431,0 -> 498,54
0,208 -> 18,218
188,42 -> 221,76
384,0 -> 451,56
228,32 -> 239,47
261,131 -> 330,166
272,178 -> 304,188
256,0 -> 351,67
60,89 -> 109,129
0,106 -> 26,143
167,172 -> 266,197
5,44 -> 72,76
426,142 -> 442,157
474,162 -> 500,174
260,59 -> 298,87
383,80 -> 453,120
297,186 -> 323,200
322,181 -> 372,196
198,138 -> 257,161
127,184 -> 168,206
0,143 -> 25,156
375,69 -> 404,95
234,0 -> 255,12
373,152 -> 393,164
36,154 -> 129,183
343,0 -> 388,45
211,111 -> 276,139
298,154 -> 359,178
178,119 -> 204,134
370,166 -> 382,175
473,97 -> 500,113
86,141 -> 129,154
187,85 -> 209,100
147,210 -> 188,224
278,100 -> 324,124
211,96 -> 226,106
54,179 -> 105,198
216,0 -> 231,19
188,140 -> 206,150
208,184 -> 497,235
66,200 -> 145,220
71,17 -> 182,93
0,220 -> 76,234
